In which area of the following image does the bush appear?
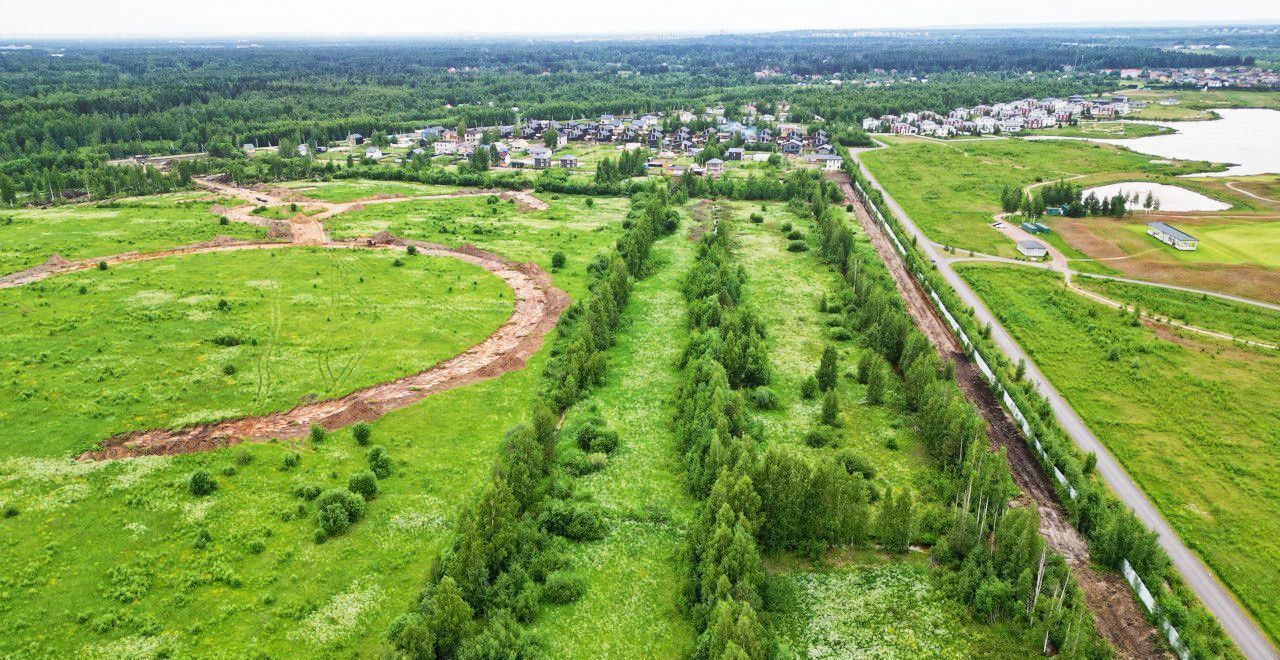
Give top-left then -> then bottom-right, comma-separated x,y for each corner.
786,230 -> 804,240
749,212 -> 764,223
309,425 -> 326,443
192,527 -> 211,550
406,244 -> 418,256
280,452 -> 301,471
367,445 -> 393,479
539,500 -> 607,541
97,261 -> 108,270
830,327 -> 852,341
347,470 -> 379,501
315,488 -> 366,540
780,222 -> 793,232
820,389 -> 840,426
188,470 -> 217,497
219,216 -> 229,225
551,251 -> 567,270
834,449 -> 876,479
561,448 -> 605,476
392,257 -> 405,267
352,422 -> 372,445
799,375 -> 819,400
786,240 -> 809,252
3,504 -> 19,518
572,418 -> 619,453
222,363 -> 236,376
386,613 -> 434,658
294,484 -> 321,500
542,571 -> 586,605
804,428 -> 834,448
749,386 -> 779,410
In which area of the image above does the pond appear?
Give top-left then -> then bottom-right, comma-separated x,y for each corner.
1081,181 -> 1232,212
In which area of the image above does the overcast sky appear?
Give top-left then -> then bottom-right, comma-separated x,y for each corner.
3,0 -> 1279,38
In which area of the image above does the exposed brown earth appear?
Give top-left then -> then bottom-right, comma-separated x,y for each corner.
832,171 -> 1168,659
77,237 -> 568,460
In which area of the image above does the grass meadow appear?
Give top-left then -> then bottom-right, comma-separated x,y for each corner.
276,179 -> 462,203
1074,275 -> 1280,346
861,136 -> 1222,256
0,193 -> 265,274
957,262 -> 1280,644
0,187 -> 627,657
0,247 -> 512,458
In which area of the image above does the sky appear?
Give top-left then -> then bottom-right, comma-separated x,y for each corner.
3,0 -> 1279,38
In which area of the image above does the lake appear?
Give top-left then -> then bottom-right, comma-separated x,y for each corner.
1081,182 -> 1231,212
1028,108 -> 1280,177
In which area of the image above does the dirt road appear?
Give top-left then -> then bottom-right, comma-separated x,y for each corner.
832,171 -> 1168,659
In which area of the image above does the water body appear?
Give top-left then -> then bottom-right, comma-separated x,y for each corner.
1028,108 -> 1280,177
1082,182 -> 1231,212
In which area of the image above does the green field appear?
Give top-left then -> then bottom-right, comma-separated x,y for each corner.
1074,275 -> 1280,346
323,193 -> 626,299
278,179 -> 462,203
0,194 -> 265,274
1028,121 -> 1173,139
860,136 -> 1219,256
957,262 -> 1280,644
527,232 -> 698,658
1120,221 -> 1280,269
1122,89 -> 1280,121
0,247 -> 512,458
772,557 -> 1041,659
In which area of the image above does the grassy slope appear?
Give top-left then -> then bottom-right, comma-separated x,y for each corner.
861,136 -> 1220,257
0,247 -> 511,458
956,262 -> 1280,644
0,193 -> 264,274
528,232 -> 698,658
1027,121 -> 1173,139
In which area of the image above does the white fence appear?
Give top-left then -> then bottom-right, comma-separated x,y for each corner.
851,177 -> 1188,658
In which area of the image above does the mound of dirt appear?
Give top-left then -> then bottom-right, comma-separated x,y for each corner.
266,221 -> 293,239
369,231 -> 404,245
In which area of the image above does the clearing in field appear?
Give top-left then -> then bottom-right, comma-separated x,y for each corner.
275,179 -> 463,203
0,247 -> 512,458
956,262 -> 1280,645
0,193 -> 264,274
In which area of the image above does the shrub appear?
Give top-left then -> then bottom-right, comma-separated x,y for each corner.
787,240 -> 809,252
78,285 -> 87,295
820,389 -> 840,426
846,204 -> 854,212
539,500 -> 607,541
97,260 -> 108,270
780,222 -> 793,232
749,386 -> 779,410
222,364 -> 236,376
830,327 -> 852,341
585,197 -> 595,207
749,212 -> 764,223
351,422 -> 372,445
280,452 -> 301,471
406,244 -> 418,256
188,470 -> 217,497
234,449 -> 253,466
347,470 -> 379,501
392,258 -> 405,267
386,613 -> 434,659
561,448 -> 605,476
367,446 -> 393,479
192,527 -> 212,550
219,216 -> 229,225
542,571 -> 586,605
309,425 -> 326,443
786,230 -> 804,240
314,488 -> 366,539
572,418 -> 618,454
293,484 -> 321,500
551,251 -> 567,270
804,428 -> 834,448
834,449 -> 876,479
799,375 -> 819,400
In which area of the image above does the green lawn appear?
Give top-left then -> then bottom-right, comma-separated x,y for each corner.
323,193 -> 627,299
957,262 -> 1280,645
861,136 -> 1220,256
0,247 -> 512,458
527,232 -> 698,658
1122,89 -> 1280,121
1028,121 -> 1173,139
772,556 -> 1042,659
1117,221 -> 1280,269
277,179 -> 461,203
1073,276 -> 1280,346
0,194 -> 264,275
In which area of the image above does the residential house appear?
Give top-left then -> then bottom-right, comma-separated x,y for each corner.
705,158 -> 724,176
558,155 -> 579,168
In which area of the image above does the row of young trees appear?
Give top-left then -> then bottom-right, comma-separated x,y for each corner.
382,187 -> 679,659
808,175 -> 1111,656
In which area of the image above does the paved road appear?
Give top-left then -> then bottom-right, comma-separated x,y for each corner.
849,150 -> 1280,660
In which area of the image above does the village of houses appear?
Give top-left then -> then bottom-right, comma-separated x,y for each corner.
301,104 -> 844,177
860,93 -> 1147,137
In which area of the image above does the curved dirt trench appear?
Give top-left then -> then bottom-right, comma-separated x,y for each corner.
74,235 -> 568,460
1,176 -> 569,460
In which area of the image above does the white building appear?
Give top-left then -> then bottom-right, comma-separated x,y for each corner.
1147,222 -> 1198,251
1016,240 -> 1048,258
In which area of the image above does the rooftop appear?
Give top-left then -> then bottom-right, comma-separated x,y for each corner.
1148,222 -> 1198,242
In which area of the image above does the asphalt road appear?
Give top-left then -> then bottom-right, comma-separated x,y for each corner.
850,150 -> 1280,660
